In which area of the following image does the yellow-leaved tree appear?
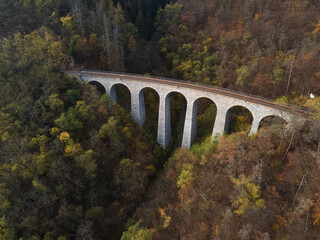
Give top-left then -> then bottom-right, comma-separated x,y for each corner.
231,175 -> 265,216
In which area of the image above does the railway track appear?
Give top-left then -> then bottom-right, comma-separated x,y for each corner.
78,70 -> 309,116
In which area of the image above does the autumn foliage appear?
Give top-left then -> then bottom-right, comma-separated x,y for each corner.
128,122 -> 320,239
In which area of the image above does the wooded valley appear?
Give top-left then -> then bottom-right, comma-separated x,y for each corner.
0,0 -> 319,239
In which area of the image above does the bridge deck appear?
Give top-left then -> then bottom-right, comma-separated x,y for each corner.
67,70 -> 308,115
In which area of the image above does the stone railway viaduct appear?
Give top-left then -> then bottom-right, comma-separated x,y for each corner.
65,70 -> 306,149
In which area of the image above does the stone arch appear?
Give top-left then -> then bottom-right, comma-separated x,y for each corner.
88,81 -> 106,94
139,87 -> 160,138
258,115 -> 288,130
193,97 -> 217,144
165,91 -> 188,147
225,105 -> 254,134
138,87 -> 160,105
110,83 -> 131,110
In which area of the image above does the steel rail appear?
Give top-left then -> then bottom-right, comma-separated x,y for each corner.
79,70 -> 309,115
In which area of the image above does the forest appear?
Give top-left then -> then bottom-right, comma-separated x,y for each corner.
0,0 -> 319,239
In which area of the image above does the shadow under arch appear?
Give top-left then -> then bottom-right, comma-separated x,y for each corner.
166,91 -> 187,148
139,87 -> 160,140
258,115 -> 288,131
225,105 -> 253,134
193,97 -> 217,144
88,81 -> 106,94
110,83 -> 131,111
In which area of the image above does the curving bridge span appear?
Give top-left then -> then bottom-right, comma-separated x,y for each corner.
65,70 -> 306,149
